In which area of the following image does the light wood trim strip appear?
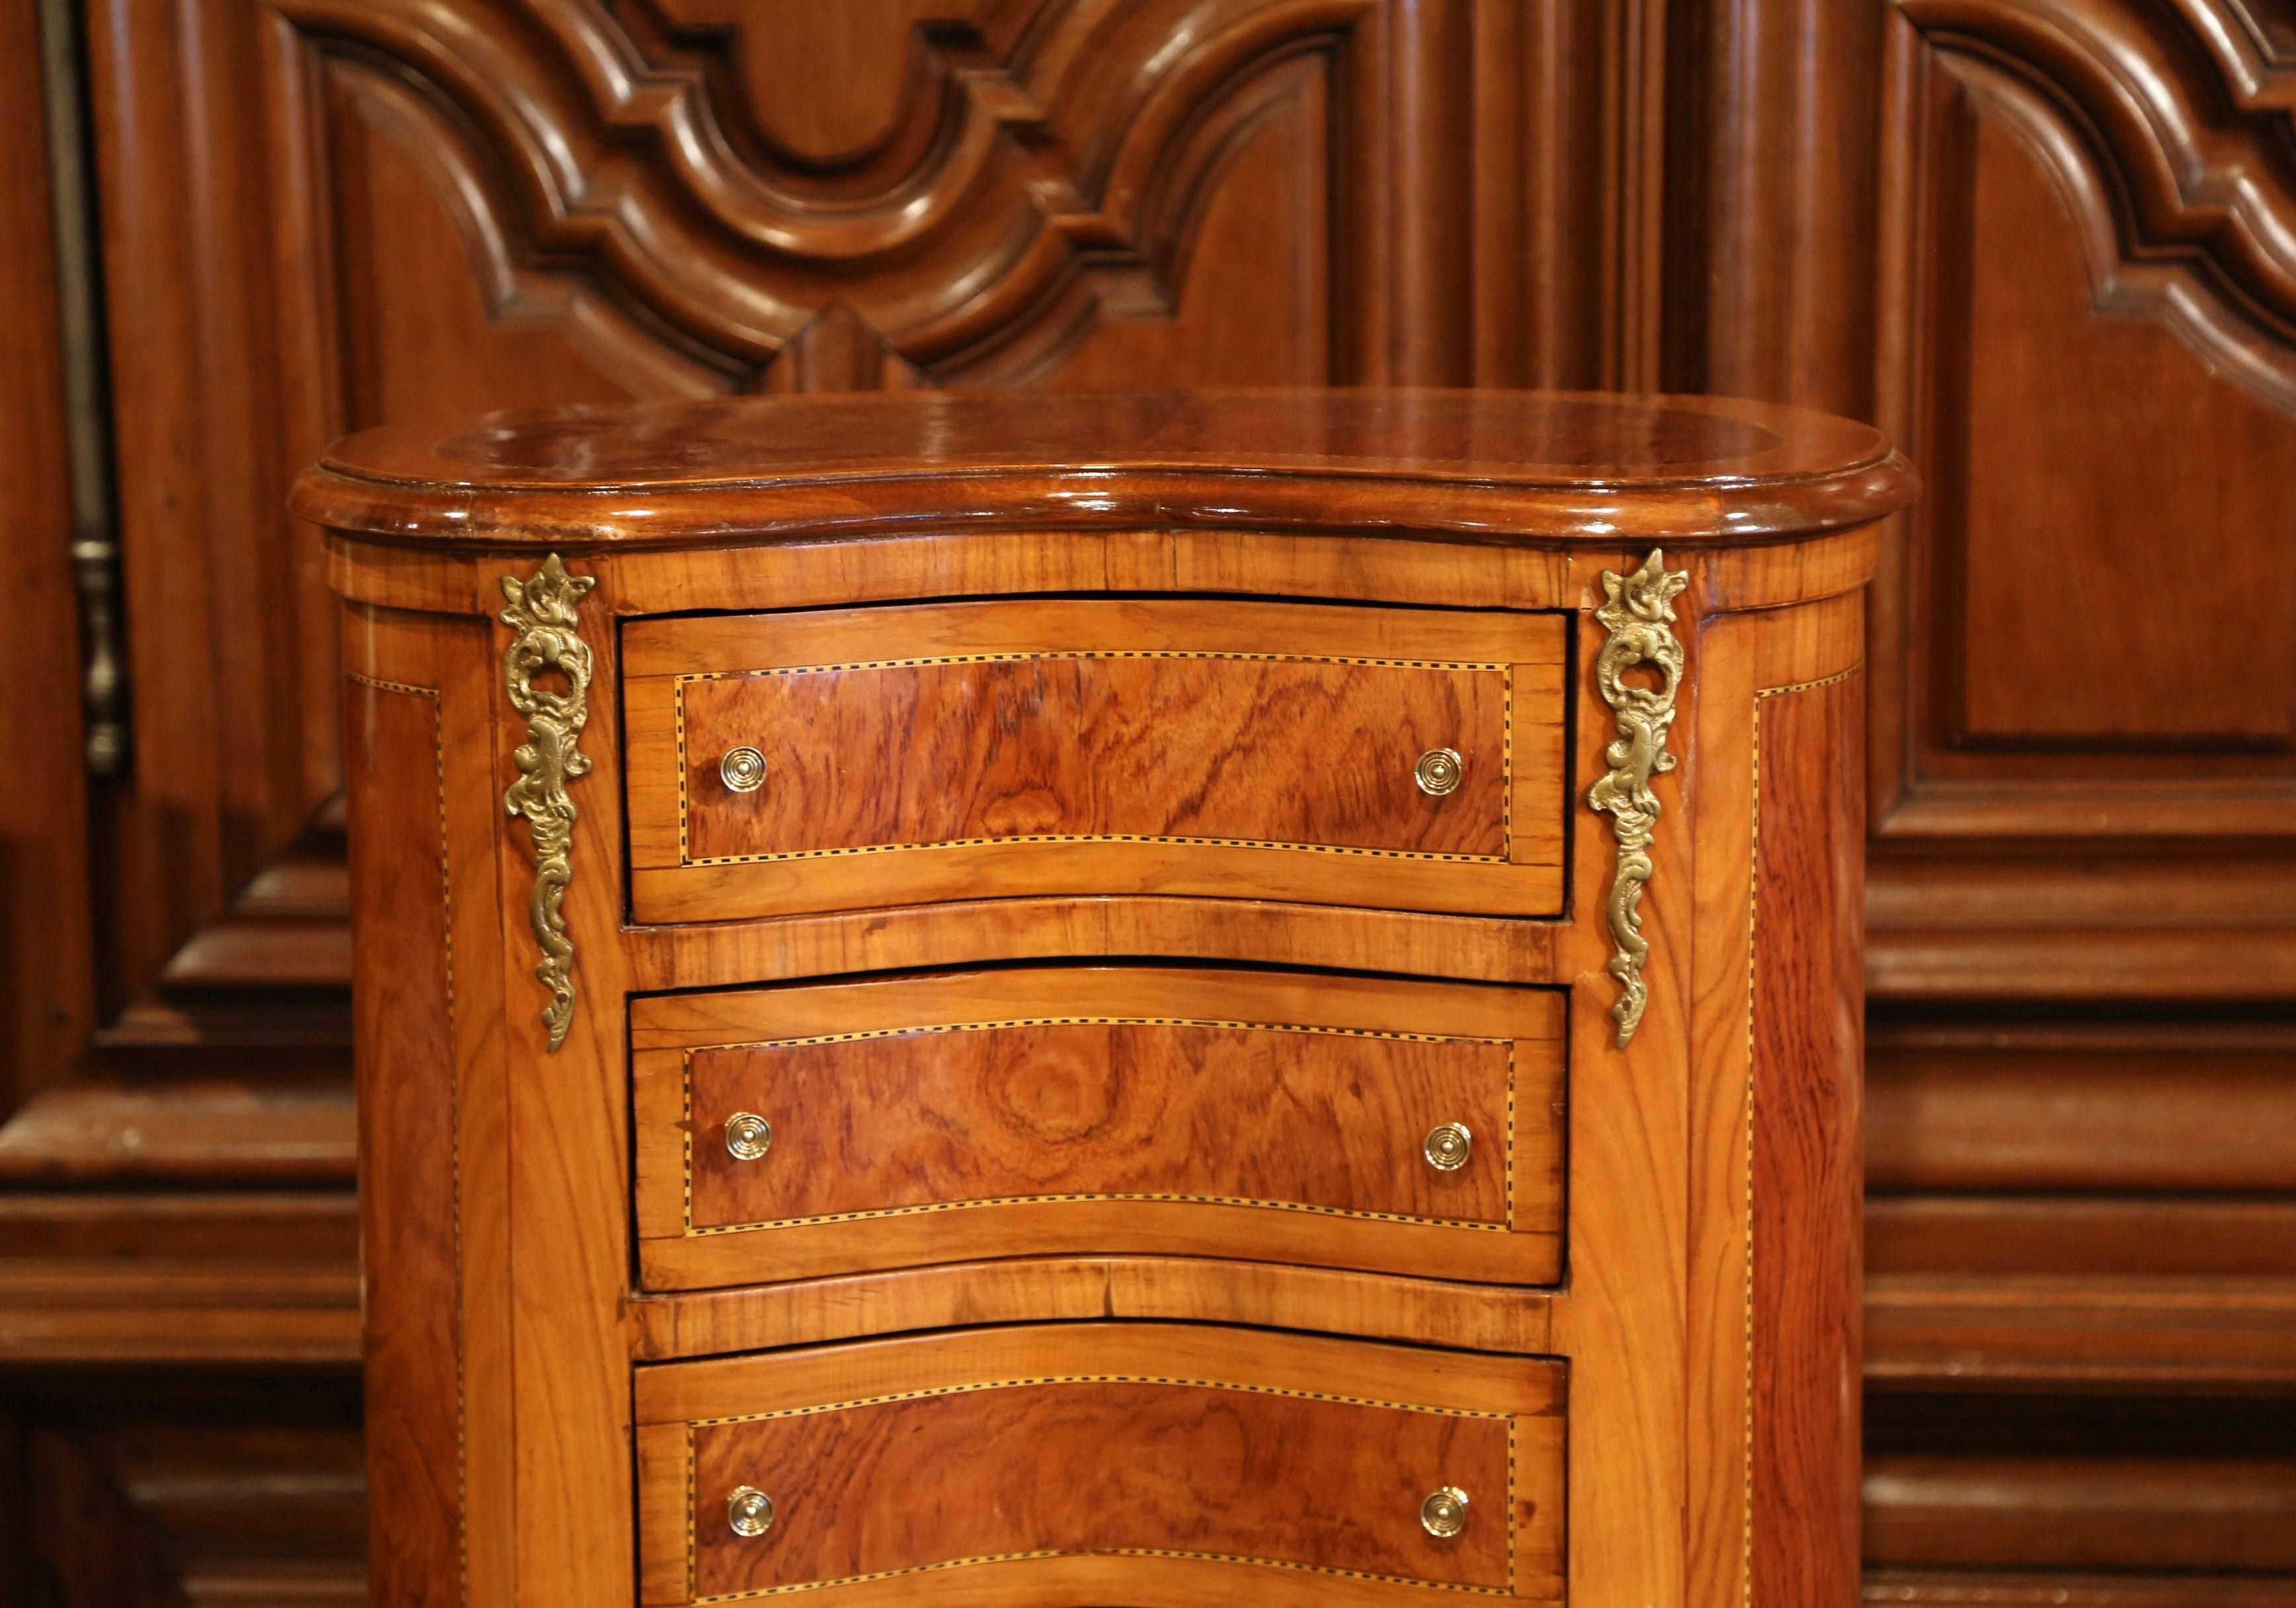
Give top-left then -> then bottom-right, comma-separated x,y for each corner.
622,597 -> 1566,679
630,1259 -> 1559,1360
635,1322 -> 1563,1425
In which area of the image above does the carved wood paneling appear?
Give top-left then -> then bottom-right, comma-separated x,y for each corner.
1864,8 -> 2296,1592
76,0 -> 1669,1046
1873,0 -> 2296,847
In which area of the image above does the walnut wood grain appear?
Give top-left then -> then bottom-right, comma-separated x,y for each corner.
43,0 -> 2281,1582
630,966 -> 1563,1288
343,603 -> 522,1607
636,1322 -> 1565,1607
625,597 -> 1567,922
680,656 -> 1507,859
327,521 -> 1888,620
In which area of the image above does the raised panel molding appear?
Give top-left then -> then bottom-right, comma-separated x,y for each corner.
1873,0 -> 2296,851
1897,0 -> 2296,407
2168,0 -> 2296,108
264,0 -> 1647,385
265,0 -> 1666,388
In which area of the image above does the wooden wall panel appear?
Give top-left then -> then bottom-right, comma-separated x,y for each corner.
1873,0 -> 2296,841
1955,113 -> 2296,747
1858,1 -> 2296,1597
1751,672 -> 1868,1608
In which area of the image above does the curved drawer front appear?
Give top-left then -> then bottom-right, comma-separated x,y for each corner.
636,1323 -> 1566,1606
631,966 -> 1564,1289
624,597 -> 1567,923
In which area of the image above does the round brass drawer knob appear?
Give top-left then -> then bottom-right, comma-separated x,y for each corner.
727,1485 -> 775,1539
724,1112 -> 774,1162
1414,747 -> 1463,797
719,745 -> 768,794
1420,1486 -> 1470,1539
1423,1122 -> 1472,1172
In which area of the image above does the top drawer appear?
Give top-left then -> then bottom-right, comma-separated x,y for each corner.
625,597 -> 1567,924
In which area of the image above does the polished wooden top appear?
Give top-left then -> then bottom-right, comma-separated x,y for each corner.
294,388 -> 1916,550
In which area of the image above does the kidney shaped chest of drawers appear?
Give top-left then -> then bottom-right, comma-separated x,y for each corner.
295,390 -> 1915,1608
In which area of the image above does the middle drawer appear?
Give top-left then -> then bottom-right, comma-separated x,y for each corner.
632,965 -> 1564,1290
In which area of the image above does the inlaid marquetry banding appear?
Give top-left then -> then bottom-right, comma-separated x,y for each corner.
694,1373 -> 1516,1426
1743,663 -> 1864,1608
681,1376 -> 1523,1602
350,673 -> 440,698
671,650 -> 1515,868
687,1548 -> 1520,1603
676,1017 -> 1518,1237
348,671 -> 467,1608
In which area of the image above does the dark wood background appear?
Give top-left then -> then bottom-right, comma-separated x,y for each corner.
1,1 -> 2290,1602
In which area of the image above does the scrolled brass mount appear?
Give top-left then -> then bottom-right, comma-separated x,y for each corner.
499,554 -> 594,1054
1588,549 -> 1689,1048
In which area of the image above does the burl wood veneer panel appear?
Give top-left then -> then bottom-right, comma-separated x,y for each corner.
631,966 -> 1564,1287
634,1323 -> 1565,1607
625,599 -> 1568,922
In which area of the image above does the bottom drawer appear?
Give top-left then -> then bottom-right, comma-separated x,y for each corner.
637,1322 -> 1565,1607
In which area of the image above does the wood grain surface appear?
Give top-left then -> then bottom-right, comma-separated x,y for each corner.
1751,669 -> 1866,1608
677,656 -> 1508,859
632,1256 -> 1557,1362
636,1322 -> 1564,1606
342,647 -> 458,1608
632,966 -> 1562,1289
292,388 -> 1914,550
626,598 -> 1567,922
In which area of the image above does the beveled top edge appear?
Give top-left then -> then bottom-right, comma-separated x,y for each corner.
292,388 -> 1919,550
